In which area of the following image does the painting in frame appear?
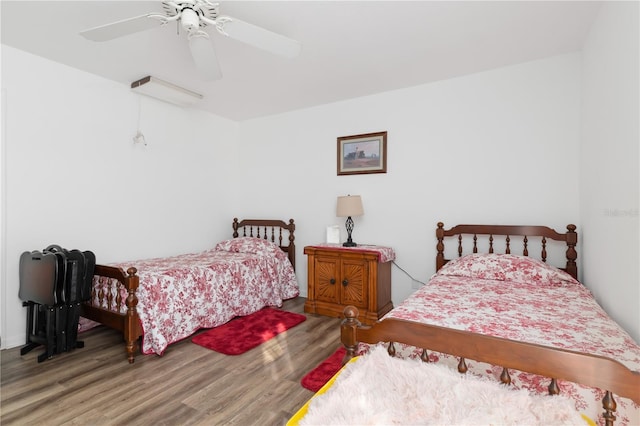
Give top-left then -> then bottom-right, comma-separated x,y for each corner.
337,131 -> 387,176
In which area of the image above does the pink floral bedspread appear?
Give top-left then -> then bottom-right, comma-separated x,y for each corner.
368,254 -> 640,425
89,238 -> 299,355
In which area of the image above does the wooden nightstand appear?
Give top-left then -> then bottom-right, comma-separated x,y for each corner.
303,244 -> 394,325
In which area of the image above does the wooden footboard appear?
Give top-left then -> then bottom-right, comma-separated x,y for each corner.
341,306 -> 640,426
81,265 -> 141,363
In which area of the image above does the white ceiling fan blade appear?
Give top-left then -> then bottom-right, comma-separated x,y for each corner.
80,14 -> 162,42
217,17 -> 302,58
189,33 -> 223,81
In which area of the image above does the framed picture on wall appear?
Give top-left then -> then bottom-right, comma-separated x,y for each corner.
337,131 -> 387,176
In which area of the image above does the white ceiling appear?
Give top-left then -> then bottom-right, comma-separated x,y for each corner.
1,1 -> 602,121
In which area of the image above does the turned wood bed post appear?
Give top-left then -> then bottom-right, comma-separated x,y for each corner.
341,305 -> 360,364
436,222 -> 446,271
287,218 -> 296,269
565,224 -> 578,280
124,267 -> 139,364
603,391 -> 617,426
232,218 -> 240,238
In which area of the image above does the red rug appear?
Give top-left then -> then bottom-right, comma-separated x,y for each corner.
192,308 -> 306,355
301,347 -> 347,392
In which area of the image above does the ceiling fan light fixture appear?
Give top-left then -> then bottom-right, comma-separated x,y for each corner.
130,76 -> 203,107
180,7 -> 201,32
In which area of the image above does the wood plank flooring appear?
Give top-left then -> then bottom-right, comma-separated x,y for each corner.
1,298 -> 343,425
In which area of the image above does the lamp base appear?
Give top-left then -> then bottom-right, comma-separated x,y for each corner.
343,216 -> 357,247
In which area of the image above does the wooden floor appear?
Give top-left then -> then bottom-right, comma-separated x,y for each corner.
1,298 -> 343,425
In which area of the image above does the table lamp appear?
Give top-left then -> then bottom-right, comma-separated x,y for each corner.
336,195 -> 364,247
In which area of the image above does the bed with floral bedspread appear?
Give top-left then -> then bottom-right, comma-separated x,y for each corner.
339,223 -> 640,426
81,218 -> 298,362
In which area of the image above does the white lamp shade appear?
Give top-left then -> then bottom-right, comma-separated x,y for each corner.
336,195 -> 364,217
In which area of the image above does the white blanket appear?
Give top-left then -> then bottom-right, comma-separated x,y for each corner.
300,346 -> 586,426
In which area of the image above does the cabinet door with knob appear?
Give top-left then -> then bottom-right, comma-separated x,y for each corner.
314,255 -> 367,309
314,256 -> 341,305
338,257 -> 367,308
304,245 -> 392,325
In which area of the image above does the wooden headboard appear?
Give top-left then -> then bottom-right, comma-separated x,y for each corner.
435,222 -> 578,280
232,218 -> 296,271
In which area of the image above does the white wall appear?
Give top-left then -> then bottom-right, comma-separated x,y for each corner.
580,1 -> 639,342
236,53 -> 582,306
0,46 -> 240,348
6,40 -> 626,349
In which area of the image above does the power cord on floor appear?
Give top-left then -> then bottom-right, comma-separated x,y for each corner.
392,261 -> 427,287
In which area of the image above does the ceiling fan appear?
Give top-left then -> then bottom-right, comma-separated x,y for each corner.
80,0 -> 302,80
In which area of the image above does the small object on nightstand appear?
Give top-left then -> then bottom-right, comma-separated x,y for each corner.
326,225 -> 340,244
